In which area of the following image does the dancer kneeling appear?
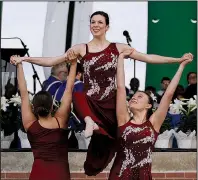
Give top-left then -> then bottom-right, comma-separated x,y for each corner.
109,50 -> 193,180
16,49 -> 77,180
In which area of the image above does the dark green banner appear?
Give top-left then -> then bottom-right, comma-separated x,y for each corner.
146,1 -> 197,90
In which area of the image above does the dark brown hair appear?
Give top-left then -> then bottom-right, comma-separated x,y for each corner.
90,11 -> 109,25
32,91 -> 53,118
138,91 -> 154,120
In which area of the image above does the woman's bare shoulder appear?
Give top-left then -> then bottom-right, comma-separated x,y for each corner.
70,43 -> 87,58
115,43 -> 131,53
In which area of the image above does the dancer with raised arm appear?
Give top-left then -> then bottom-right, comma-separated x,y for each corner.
108,50 -> 193,179
10,11 -> 193,175
16,49 -> 77,180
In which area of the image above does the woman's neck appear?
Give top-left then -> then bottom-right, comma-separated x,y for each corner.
38,114 -> 52,122
90,37 -> 110,47
132,110 -> 147,124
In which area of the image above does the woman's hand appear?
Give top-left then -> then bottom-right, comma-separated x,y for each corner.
10,55 -> 25,65
67,48 -> 78,63
179,53 -> 193,64
180,55 -> 193,67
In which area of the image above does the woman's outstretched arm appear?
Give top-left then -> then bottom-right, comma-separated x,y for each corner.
117,43 -> 193,64
150,56 -> 193,132
10,44 -> 82,67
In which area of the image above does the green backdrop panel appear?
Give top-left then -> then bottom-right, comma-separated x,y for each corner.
146,1 -> 197,90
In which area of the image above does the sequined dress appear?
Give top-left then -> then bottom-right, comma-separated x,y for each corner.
73,43 -> 119,175
109,120 -> 158,180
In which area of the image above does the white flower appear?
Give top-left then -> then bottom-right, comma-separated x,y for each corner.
9,93 -> 21,106
1,97 -> 9,111
150,92 -> 157,102
28,94 -> 34,102
169,99 -> 187,114
8,93 -> 34,106
186,95 -> 197,113
193,95 -> 197,100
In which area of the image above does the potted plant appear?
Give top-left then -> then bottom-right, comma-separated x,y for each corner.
155,115 -> 174,148
1,96 -> 16,148
147,92 -> 174,148
172,95 -> 197,149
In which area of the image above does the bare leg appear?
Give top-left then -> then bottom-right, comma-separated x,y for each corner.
84,116 -> 99,138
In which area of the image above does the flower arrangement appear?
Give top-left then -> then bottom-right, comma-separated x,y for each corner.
1,92 -> 59,125
169,95 -> 197,116
1,92 -> 82,134
162,95 -> 197,135
174,96 -> 197,135
0,93 -> 33,133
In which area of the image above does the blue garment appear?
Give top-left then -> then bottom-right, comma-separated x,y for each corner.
42,76 -> 63,97
54,81 -> 67,102
53,79 -> 85,131
73,80 -> 84,92
54,79 -> 84,102
167,112 -> 181,129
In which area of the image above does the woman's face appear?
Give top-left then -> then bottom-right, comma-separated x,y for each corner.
90,15 -> 109,37
128,91 -> 152,111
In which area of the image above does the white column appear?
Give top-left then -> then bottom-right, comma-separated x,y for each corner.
42,2 -> 70,79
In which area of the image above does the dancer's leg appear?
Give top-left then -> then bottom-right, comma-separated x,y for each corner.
73,92 -> 115,138
84,116 -> 99,138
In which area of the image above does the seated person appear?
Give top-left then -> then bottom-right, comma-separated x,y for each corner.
172,84 -> 185,101
42,62 -> 68,97
184,83 -> 197,99
128,77 -> 140,100
187,72 -> 197,86
54,63 -> 85,133
55,62 -> 84,101
157,77 -> 171,96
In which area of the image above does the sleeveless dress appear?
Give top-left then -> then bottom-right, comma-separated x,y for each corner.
73,43 -> 119,175
27,119 -> 70,180
109,120 -> 159,180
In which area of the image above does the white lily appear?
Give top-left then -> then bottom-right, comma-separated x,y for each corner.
1,96 -> 9,111
28,94 -> 34,102
186,95 -> 197,114
169,99 -> 187,114
8,93 -> 34,106
9,93 -> 21,106
150,92 -> 157,102
193,95 -> 197,100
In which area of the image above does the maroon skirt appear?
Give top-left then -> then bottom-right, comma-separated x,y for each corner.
73,92 -> 118,175
29,159 -> 70,180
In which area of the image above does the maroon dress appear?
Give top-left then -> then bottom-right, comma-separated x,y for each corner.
27,119 -> 70,180
73,43 -> 119,175
109,120 -> 158,180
